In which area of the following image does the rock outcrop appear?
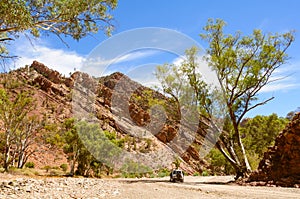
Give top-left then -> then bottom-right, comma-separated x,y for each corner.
1,61 -> 210,174
249,113 -> 300,187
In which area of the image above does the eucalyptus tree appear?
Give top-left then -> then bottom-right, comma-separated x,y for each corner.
0,88 -> 36,171
156,19 -> 294,178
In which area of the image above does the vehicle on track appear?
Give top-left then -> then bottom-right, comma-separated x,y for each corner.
170,169 -> 184,182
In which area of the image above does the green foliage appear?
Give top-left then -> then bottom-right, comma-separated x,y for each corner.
207,114 -> 287,173
246,152 -> 260,171
286,107 -> 300,120
0,0 -> 117,38
145,138 -> 152,150
156,18 -> 295,177
8,167 -> 39,176
43,123 -> 64,147
49,169 -> 62,176
60,119 -> 125,177
172,157 -> 182,169
157,168 -> 170,178
0,0 -> 117,62
201,19 -> 294,121
104,130 -> 125,148
60,164 -> 68,172
77,122 -> 122,169
130,89 -> 168,124
207,148 -> 235,175
201,170 -> 209,176
131,89 -> 165,107
0,84 -> 38,170
42,165 -> 52,173
156,59 -> 200,121
121,159 -> 153,178
203,19 -> 294,174
61,118 -> 87,175
24,162 -> 35,169
42,165 -> 64,176
240,114 -> 288,168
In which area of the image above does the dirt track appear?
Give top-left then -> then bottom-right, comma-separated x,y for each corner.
1,174 -> 300,198
114,176 -> 300,199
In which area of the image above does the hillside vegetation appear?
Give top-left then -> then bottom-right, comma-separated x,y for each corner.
0,61 -> 290,178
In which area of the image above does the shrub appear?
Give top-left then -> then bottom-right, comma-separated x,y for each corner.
207,148 -> 235,175
157,168 -> 169,178
60,164 -> 68,172
43,165 -> 52,173
25,162 -> 35,168
201,170 -> 209,176
50,170 -> 59,176
121,159 -> 153,178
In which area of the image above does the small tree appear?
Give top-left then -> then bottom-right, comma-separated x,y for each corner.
15,116 -> 41,168
62,118 -> 82,176
0,87 -> 36,171
172,157 -> 182,169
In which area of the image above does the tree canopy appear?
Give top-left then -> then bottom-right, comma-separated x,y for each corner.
0,0 -> 118,59
241,114 -> 288,158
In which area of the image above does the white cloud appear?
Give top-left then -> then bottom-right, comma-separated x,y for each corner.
171,56 -> 185,66
115,50 -> 158,64
83,50 -> 159,77
10,37 -> 85,76
260,82 -> 298,93
171,55 -> 220,88
260,62 -> 300,93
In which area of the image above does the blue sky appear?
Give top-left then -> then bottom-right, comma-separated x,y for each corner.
10,0 -> 300,118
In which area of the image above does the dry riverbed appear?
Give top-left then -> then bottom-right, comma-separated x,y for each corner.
1,174 -> 300,199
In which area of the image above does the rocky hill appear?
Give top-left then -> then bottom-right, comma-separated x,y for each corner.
249,113 -> 300,187
0,61 -> 209,174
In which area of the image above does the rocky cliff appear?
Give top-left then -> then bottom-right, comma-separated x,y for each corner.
249,113 -> 300,187
1,61 -> 209,174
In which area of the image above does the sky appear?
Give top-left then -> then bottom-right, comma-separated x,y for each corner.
8,0 -> 300,118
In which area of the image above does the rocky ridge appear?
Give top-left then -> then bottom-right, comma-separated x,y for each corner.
248,113 -> 300,187
2,61 -> 209,174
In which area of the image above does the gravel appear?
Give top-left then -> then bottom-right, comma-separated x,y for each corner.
0,177 -> 120,199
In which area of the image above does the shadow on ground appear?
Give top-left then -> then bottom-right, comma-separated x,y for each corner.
117,177 -> 236,185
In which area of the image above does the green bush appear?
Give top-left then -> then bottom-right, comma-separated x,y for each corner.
157,168 -> 169,178
207,148 -> 235,175
42,165 -> 52,172
50,170 -> 60,176
25,162 -> 35,168
60,164 -> 68,172
121,159 -> 153,178
201,170 -> 209,176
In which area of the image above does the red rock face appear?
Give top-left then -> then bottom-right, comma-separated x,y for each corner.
249,113 -> 300,187
1,61 -> 211,173
32,61 -> 62,84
